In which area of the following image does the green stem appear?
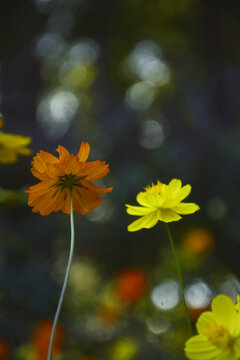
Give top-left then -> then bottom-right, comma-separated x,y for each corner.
165,223 -> 192,336
47,195 -> 75,360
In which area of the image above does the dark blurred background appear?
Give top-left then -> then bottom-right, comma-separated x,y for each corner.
1,0 -> 240,359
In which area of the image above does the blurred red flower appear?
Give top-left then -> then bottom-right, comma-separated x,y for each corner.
0,340 -> 10,360
31,319 -> 65,359
188,305 -> 211,320
115,269 -> 147,304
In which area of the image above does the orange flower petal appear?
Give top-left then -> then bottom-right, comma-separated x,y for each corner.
26,179 -> 57,200
77,142 -> 90,162
81,161 -> 110,180
59,189 -> 71,214
81,180 -> 113,194
31,150 -> 58,180
64,155 -> 83,175
56,146 -> 72,168
56,145 -> 70,159
72,187 -> 101,214
30,188 -> 61,215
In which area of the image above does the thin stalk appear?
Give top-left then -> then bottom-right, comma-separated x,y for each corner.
165,223 -> 192,336
47,195 -> 75,360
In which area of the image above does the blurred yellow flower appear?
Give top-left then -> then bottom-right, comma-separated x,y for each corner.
0,133 -> 32,164
109,338 -> 138,360
185,294 -> 240,360
126,179 -> 199,231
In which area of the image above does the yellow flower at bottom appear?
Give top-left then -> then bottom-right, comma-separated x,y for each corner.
185,294 -> 240,360
126,179 -> 199,232
0,133 -> 32,164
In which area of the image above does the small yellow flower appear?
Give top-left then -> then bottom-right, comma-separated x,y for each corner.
109,338 -> 138,360
185,294 -> 240,360
0,133 -> 32,164
126,179 -> 199,232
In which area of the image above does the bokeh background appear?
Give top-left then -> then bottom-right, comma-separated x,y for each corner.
1,0 -> 240,359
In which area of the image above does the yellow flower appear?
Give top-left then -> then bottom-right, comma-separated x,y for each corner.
185,294 -> 240,360
109,338 -> 138,360
126,179 -> 199,232
0,133 -> 32,164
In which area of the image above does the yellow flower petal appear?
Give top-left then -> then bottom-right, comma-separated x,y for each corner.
0,133 -> 31,147
0,133 -> 32,164
144,211 -> 159,228
172,202 -> 200,215
168,178 -> 182,193
185,334 -> 221,360
211,295 -> 240,336
158,208 -> 182,222
215,348 -> 239,360
145,193 -> 163,207
127,211 -> 158,232
136,192 -> 153,207
0,148 -> 19,164
173,184 -> 192,203
196,311 -> 218,336
126,205 -> 155,216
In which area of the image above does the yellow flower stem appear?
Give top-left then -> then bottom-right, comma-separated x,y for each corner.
47,194 -> 75,360
165,223 -> 192,336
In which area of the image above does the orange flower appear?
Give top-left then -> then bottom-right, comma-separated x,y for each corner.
188,305 -> 211,320
32,319 -> 64,359
97,305 -> 121,326
26,143 -> 113,215
115,269 -> 147,305
181,227 -> 215,257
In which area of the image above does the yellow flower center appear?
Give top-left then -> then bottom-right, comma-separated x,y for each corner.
207,323 -> 234,350
145,181 -> 162,194
56,174 -> 83,191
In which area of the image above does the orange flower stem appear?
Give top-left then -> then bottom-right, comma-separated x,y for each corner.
165,223 -> 192,336
47,193 -> 75,360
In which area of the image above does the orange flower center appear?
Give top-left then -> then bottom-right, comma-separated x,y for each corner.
56,174 -> 83,191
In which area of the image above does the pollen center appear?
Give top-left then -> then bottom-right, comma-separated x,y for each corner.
56,174 -> 82,191
207,323 -> 233,349
145,182 -> 162,195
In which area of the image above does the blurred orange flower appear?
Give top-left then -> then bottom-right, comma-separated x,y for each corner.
115,269 -> 147,305
26,143 -> 113,215
97,305 -> 121,326
181,227 -> 215,257
31,319 -> 64,359
188,305 -> 211,320
0,339 -> 10,359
